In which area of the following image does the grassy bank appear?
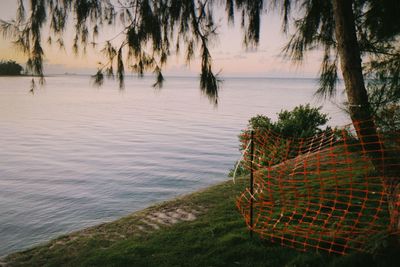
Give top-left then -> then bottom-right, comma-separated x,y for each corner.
2,173 -> 398,267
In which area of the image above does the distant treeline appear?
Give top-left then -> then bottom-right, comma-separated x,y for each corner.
0,60 -> 23,76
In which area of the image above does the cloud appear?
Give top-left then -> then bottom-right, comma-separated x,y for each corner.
244,47 -> 268,54
215,50 -> 232,55
43,63 -> 96,75
214,56 -> 234,61
233,54 -> 247,59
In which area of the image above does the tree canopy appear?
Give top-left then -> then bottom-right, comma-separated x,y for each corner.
0,60 -> 23,75
0,0 -> 399,105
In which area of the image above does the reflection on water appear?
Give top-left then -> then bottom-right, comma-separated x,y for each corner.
0,75 -> 348,256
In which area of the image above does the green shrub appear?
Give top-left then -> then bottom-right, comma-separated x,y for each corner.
249,104 -> 329,138
229,104 -> 330,177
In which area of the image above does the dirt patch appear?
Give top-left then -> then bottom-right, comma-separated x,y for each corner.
138,207 -> 203,233
39,205 -> 207,254
3,194 -> 209,266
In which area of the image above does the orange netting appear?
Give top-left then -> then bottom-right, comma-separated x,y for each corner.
236,120 -> 400,254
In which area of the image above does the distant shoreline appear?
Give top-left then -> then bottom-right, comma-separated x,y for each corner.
0,74 -> 38,77
0,73 -> 323,80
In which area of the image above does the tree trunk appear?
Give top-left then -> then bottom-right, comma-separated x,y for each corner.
332,0 -> 399,233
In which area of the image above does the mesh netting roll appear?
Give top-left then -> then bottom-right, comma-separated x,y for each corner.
236,121 -> 400,254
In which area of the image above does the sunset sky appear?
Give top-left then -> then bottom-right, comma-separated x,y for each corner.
0,0 -> 322,77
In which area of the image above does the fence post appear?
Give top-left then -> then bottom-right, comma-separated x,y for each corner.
250,130 -> 254,238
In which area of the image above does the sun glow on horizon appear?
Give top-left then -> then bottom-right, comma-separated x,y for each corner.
0,0 -> 321,77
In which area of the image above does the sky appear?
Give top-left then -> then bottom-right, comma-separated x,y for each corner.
0,0 -> 322,77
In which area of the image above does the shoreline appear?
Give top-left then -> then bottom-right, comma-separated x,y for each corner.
1,178 -> 240,266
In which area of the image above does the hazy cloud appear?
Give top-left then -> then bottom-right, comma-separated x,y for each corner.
233,54 -> 247,60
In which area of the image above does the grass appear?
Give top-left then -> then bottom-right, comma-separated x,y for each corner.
3,149 -> 400,266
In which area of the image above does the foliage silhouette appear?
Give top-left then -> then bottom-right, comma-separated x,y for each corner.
0,60 -> 23,76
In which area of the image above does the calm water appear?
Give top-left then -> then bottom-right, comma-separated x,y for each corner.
0,75 -> 349,256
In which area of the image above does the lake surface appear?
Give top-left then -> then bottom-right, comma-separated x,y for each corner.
0,75 -> 349,256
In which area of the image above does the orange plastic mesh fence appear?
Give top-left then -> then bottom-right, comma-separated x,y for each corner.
236,120 -> 400,255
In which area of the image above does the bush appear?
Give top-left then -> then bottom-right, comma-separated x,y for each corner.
248,104 -> 329,138
229,104 -> 330,177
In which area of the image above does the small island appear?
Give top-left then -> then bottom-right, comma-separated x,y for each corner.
0,60 -> 23,76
